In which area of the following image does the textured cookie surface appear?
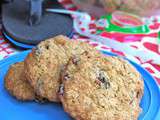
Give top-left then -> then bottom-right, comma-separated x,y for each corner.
24,35 -> 101,102
60,55 -> 144,120
4,62 -> 35,101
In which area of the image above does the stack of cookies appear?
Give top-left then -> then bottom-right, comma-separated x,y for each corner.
4,35 -> 144,120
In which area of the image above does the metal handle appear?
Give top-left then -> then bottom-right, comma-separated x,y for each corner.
28,0 -> 44,26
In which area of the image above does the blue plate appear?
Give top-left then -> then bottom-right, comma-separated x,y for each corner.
0,50 -> 159,120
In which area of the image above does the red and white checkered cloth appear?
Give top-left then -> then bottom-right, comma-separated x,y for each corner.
0,0 -> 160,86
0,27 -> 19,59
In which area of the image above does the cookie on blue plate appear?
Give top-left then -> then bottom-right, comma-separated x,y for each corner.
24,35 -> 101,102
4,62 -> 36,101
4,62 -> 46,102
60,55 -> 144,120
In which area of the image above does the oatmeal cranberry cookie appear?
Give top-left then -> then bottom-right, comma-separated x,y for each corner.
24,35 -> 101,102
4,62 -> 36,101
60,55 -> 144,120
